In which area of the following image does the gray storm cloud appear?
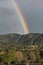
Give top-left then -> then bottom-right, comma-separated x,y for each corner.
16,0 -> 43,33
0,0 -> 43,34
0,0 -> 25,34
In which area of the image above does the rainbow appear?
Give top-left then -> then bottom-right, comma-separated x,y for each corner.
12,0 -> 30,34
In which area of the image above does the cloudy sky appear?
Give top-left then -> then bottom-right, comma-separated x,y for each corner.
0,0 -> 43,34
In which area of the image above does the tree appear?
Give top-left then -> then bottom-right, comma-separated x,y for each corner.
15,51 -> 24,64
29,51 -> 36,63
0,49 -> 15,64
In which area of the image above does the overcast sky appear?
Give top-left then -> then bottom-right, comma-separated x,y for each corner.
0,0 -> 43,34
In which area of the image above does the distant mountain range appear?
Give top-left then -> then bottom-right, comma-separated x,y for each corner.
0,33 -> 43,46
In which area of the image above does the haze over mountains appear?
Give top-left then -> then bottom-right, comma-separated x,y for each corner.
0,33 -> 43,46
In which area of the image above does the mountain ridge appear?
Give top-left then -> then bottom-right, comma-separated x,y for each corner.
0,33 -> 43,45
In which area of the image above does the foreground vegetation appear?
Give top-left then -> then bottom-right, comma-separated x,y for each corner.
0,44 -> 43,65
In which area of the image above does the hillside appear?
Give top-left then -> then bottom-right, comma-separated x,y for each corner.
0,33 -> 43,64
0,33 -> 43,46
18,33 -> 43,45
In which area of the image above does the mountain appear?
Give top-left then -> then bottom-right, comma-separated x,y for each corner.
18,33 -> 43,45
0,33 -> 43,46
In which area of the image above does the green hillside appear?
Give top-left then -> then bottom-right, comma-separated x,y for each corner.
0,33 -> 43,64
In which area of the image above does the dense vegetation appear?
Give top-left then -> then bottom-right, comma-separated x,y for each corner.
0,33 -> 43,65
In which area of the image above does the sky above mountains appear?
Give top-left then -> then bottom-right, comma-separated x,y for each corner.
0,0 -> 43,34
